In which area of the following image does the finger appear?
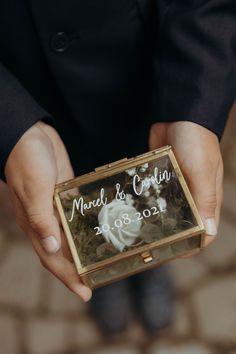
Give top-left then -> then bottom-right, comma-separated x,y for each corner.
203,161 -> 223,247
13,183 -> 61,254
179,164 -> 222,257
29,230 -> 92,302
46,255 -> 92,302
53,206 -> 74,262
185,164 -> 218,247
215,161 -> 224,227
148,123 -> 169,150
11,191 -> 91,301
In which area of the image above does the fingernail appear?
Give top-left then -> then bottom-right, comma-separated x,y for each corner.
75,284 -> 92,302
205,218 -> 217,236
83,288 -> 92,302
41,235 -> 60,253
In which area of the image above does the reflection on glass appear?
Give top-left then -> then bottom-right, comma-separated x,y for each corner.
87,235 -> 201,287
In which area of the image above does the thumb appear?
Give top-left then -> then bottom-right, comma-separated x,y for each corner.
21,191 -> 61,254
186,167 -> 218,246
28,209 -> 61,254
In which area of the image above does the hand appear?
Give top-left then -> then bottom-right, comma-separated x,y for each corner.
149,121 -> 223,247
5,121 -> 92,302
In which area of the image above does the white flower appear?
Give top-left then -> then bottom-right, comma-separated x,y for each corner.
156,197 -> 167,212
139,162 -> 149,173
147,196 -> 157,208
125,163 -> 149,176
144,190 -> 150,197
152,183 -> 162,195
125,194 -> 134,206
125,167 -> 136,176
98,199 -> 142,252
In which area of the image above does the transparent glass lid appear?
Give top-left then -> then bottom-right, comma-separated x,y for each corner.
58,155 -> 198,267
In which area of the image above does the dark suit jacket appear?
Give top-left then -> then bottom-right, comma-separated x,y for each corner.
0,0 -> 235,180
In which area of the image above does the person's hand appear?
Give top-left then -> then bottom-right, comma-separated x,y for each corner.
5,121 -> 92,302
149,121 -> 223,248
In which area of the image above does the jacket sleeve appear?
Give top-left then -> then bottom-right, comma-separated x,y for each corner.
0,62 -> 53,181
151,0 -> 236,138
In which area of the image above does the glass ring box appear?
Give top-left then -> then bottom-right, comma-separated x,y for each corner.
54,146 -> 205,289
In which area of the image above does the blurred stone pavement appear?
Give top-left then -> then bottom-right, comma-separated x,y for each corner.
0,104 -> 236,354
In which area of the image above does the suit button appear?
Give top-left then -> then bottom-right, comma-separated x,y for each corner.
51,32 -> 69,53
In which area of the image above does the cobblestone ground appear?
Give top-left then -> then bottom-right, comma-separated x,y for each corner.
0,106 -> 236,354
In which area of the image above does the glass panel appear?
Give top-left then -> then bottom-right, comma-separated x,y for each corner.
87,235 -> 201,287
59,155 -> 198,267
